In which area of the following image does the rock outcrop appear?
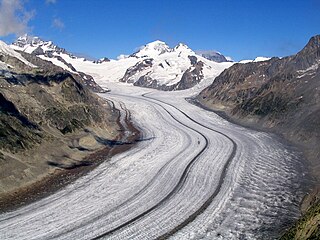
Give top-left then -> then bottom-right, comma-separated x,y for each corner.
93,57 -> 110,63
173,56 -> 204,90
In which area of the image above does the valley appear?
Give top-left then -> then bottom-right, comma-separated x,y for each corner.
0,83 -> 309,239
0,33 -> 319,239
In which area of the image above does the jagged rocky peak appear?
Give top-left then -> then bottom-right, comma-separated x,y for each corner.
196,50 -> 229,63
295,35 -> 320,59
132,40 -> 171,58
290,34 -> 320,70
304,35 -> 320,49
93,57 -> 110,64
12,34 -> 47,48
11,34 -> 66,55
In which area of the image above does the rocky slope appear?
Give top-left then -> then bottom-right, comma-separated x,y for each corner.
10,34 -> 106,92
197,35 -> 320,237
0,40 -> 120,198
198,35 -> 320,178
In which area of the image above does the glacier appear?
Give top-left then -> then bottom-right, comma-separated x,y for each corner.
0,82 -> 309,240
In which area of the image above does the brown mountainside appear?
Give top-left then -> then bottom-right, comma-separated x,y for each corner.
197,35 -> 320,238
198,35 -> 320,179
0,43 -> 120,203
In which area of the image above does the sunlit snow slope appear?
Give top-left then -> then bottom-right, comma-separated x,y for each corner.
0,40 -> 35,68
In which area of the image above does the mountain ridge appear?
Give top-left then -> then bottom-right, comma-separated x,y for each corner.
10,35 -> 106,92
101,40 -> 233,90
10,36 -> 234,91
198,35 -> 320,172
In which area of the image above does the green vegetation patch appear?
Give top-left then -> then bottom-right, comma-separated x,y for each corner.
280,201 -> 320,240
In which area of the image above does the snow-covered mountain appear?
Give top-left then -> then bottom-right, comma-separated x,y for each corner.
118,41 -> 233,90
11,34 -> 68,55
11,36 -> 234,91
11,34 -> 82,73
195,50 -> 230,63
10,34 -> 105,92
70,40 -> 233,91
131,40 -> 171,58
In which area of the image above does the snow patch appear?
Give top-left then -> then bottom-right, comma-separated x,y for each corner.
296,61 -> 320,78
253,57 -> 271,62
239,57 -> 271,64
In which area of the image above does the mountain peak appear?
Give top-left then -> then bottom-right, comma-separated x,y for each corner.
303,35 -> 320,51
17,33 -> 38,41
143,40 -> 170,52
11,35 -> 66,55
132,40 -> 171,58
13,34 -> 48,48
297,34 -> 320,55
147,40 -> 167,46
294,34 -> 320,69
174,43 -> 190,50
173,43 -> 195,55
195,50 -> 229,63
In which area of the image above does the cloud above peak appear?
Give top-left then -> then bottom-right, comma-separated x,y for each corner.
46,0 -> 57,4
52,18 -> 64,30
0,0 -> 35,36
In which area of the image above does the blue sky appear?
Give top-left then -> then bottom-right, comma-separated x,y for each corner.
0,0 -> 320,61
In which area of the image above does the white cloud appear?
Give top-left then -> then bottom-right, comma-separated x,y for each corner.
0,0 -> 35,36
45,0 -> 56,4
117,54 -> 129,60
52,18 -> 64,30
